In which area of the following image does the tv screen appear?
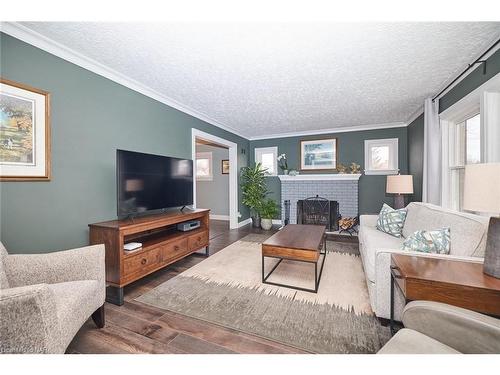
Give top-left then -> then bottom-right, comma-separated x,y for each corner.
117,149 -> 193,218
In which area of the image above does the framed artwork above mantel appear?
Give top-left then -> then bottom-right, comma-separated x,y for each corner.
0,78 -> 51,181
300,138 -> 337,171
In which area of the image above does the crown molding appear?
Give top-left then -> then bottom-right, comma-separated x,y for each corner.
248,121 -> 407,141
0,22 -> 248,139
406,106 -> 424,126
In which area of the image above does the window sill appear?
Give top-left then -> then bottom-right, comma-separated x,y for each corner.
364,169 -> 399,176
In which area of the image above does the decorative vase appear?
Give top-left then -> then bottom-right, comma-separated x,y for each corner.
282,169 -> 289,175
261,218 -> 273,230
251,216 -> 261,228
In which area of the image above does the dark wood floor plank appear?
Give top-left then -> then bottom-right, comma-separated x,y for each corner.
156,310 -> 303,354
66,321 -> 135,354
167,333 -> 236,354
90,323 -> 179,354
106,300 -> 166,321
106,305 -> 179,345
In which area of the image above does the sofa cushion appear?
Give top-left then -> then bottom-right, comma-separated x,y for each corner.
377,328 -> 460,354
360,225 -> 404,282
402,227 -> 451,254
47,280 -> 102,349
0,242 -> 10,289
403,203 -> 489,257
376,204 -> 407,238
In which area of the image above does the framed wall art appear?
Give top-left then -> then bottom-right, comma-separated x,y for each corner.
0,78 -> 51,181
300,138 -> 337,171
221,159 -> 229,174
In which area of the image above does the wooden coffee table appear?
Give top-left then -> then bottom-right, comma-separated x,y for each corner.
261,224 -> 326,293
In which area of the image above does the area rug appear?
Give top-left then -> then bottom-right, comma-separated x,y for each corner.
136,234 -> 390,353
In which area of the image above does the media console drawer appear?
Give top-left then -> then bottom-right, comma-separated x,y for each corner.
188,231 -> 209,251
124,247 -> 162,276
160,238 -> 189,263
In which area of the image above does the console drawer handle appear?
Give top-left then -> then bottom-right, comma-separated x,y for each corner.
141,258 -> 147,265
390,265 -> 403,279
174,245 -> 180,251
197,236 -> 201,241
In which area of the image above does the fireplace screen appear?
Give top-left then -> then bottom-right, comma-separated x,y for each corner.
296,195 -> 340,231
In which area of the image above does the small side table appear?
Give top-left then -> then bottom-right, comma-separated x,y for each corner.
390,253 -> 500,335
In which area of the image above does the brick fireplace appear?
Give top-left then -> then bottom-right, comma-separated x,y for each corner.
278,174 -> 361,230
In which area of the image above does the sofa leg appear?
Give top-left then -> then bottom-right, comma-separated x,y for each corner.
91,305 -> 105,328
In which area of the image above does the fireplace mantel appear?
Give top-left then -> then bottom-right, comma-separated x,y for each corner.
278,174 -> 362,181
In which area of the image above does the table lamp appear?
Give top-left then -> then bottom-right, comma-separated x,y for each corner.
463,163 -> 500,278
386,175 -> 414,209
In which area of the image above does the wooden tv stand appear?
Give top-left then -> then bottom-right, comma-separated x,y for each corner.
89,209 -> 210,305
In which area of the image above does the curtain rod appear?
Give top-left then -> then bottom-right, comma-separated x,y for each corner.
432,37 -> 500,102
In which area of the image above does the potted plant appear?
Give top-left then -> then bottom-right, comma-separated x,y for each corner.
260,199 -> 279,230
241,163 -> 268,228
277,153 -> 289,175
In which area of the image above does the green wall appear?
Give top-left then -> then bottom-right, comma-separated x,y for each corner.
407,113 -> 424,203
250,127 -> 408,215
0,33 -> 249,253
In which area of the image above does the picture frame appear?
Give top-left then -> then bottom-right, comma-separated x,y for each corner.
221,159 -> 229,174
0,78 -> 51,181
300,138 -> 337,171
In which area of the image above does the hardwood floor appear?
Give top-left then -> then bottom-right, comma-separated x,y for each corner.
67,220 -> 306,354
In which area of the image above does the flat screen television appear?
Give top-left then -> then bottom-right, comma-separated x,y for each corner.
117,149 -> 193,218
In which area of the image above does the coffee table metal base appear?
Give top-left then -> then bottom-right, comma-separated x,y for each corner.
261,247 -> 327,293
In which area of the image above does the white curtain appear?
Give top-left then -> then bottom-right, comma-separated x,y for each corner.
481,91 -> 500,163
422,98 -> 441,205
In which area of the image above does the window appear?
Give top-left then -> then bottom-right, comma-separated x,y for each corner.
364,138 -> 399,175
449,113 -> 481,211
254,146 -> 278,176
196,152 -> 213,181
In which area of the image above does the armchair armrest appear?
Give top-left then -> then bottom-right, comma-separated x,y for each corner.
5,244 -> 105,288
402,300 -> 500,354
0,284 -> 62,353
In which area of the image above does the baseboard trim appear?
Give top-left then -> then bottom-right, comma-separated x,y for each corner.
210,214 -> 230,221
237,218 -> 252,228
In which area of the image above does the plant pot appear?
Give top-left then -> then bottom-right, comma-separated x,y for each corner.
282,169 -> 289,175
261,218 -> 273,230
251,216 -> 261,228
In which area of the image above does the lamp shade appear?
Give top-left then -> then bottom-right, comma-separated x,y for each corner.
463,163 -> 500,214
386,175 -> 414,194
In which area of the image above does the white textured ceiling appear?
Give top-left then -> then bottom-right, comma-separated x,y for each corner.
18,22 -> 500,138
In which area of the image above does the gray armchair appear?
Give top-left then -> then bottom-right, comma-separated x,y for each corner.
0,241 -> 106,353
378,300 -> 500,354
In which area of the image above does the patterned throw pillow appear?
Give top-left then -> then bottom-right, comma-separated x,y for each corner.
376,203 -> 407,237
402,227 -> 451,254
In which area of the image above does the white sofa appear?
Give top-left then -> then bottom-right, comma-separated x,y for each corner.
359,202 -> 489,320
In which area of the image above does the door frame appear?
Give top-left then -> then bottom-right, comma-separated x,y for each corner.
192,128 -> 238,229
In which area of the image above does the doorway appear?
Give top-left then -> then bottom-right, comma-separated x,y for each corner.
191,129 -> 238,229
